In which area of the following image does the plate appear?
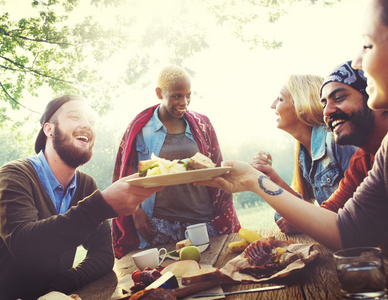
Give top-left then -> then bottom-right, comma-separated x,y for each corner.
126,167 -> 231,188
166,243 -> 210,260
197,243 -> 210,253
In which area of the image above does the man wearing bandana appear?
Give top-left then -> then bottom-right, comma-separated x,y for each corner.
320,61 -> 388,211
277,61 -> 388,234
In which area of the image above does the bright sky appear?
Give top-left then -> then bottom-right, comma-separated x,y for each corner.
103,0 -> 367,148
5,0 -> 368,152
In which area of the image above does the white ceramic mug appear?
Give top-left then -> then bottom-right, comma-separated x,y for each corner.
132,247 -> 167,270
185,223 -> 209,246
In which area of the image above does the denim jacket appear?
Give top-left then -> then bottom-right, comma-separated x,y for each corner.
135,106 -> 196,248
299,125 -> 358,205
275,125 -> 357,222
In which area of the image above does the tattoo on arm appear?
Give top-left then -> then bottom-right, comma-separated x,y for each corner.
258,175 -> 283,196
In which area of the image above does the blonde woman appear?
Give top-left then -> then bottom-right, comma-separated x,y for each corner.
195,0 -> 388,253
252,75 -> 357,233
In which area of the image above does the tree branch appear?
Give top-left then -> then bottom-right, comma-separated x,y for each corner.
0,81 -> 40,115
0,55 -> 74,84
0,27 -> 76,47
0,64 -> 18,72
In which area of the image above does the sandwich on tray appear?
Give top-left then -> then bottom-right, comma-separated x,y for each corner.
138,152 -> 216,177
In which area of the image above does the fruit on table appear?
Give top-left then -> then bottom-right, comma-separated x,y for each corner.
139,269 -> 162,285
239,227 -> 262,244
228,239 -> 250,253
131,270 -> 141,283
270,247 -> 287,263
179,245 -> 201,263
160,260 -> 201,278
130,268 -> 162,293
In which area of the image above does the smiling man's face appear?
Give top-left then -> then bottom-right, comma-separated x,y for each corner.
321,81 -> 375,147
51,100 -> 96,168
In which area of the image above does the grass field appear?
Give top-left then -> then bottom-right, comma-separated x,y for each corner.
235,203 -> 277,230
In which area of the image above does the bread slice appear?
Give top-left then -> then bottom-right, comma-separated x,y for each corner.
187,152 -> 216,170
176,238 -> 192,250
160,260 -> 201,278
38,292 -> 81,300
181,266 -> 221,285
138,159 -> 157,172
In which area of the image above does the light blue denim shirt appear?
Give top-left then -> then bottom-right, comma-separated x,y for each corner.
135,106 -> 196,248
275,125 -> 357,222
28,150 -> 77,214
298,125 -> 357,204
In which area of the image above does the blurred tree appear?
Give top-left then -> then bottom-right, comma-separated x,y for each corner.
0,124 -> 35,166
224,135 -> 295,209
0,0 -> 340,120
0,0 -> 128,121
79,122 -> 122,189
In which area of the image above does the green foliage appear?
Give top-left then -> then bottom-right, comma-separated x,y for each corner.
78,122 -> 122,190
0,0 -> 341,120
0,124 -> 35,166
0,0 -> 125,116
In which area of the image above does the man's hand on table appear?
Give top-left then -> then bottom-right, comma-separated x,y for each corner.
133,208 -> 156,240
276,218 -> 301,234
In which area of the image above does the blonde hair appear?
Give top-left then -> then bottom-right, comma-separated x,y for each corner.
157,65 -> 191,92
286,74 -> 325,202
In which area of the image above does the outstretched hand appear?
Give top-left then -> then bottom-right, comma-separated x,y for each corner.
194,160 -> 260,194
101,173 -> 163,216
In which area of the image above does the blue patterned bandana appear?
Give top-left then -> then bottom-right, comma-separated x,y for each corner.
320,61 -> 368,97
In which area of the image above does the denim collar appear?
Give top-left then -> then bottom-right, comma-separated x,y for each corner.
28,151 -> 77,202
152,105 -> 192,136
309,125 -> 327,161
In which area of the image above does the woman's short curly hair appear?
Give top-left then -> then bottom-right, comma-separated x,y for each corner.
157,65 -> 191,92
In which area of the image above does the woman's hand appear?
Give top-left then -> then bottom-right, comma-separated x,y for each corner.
132,208 -> 156,241
194,160 -> 260,194
251,151 -> 283,185
251,151 -> 272,167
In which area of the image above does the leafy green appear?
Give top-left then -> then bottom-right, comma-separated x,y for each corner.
139,163 -> 159,177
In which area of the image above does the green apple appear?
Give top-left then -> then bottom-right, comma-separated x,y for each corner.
179,245 -> 201,263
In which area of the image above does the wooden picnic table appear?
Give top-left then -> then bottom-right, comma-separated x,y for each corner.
75,227 -> 347,299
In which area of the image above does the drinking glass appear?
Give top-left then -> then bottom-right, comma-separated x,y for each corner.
333,247 -> 387,299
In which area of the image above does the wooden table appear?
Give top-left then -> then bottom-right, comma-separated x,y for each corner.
75,228 -> 344,299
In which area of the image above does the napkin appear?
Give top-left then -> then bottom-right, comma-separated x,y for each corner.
219,243 -> 319,283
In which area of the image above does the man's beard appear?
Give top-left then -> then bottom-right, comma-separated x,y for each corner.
331,104 -> 375,147
52,125 -> 93,169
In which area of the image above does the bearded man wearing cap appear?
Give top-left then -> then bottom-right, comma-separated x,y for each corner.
277,61 -> 388,234
0,95 -> 163,300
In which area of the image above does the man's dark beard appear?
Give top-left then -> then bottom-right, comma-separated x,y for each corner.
52,125 -> 93,168
332,103 -> 375,147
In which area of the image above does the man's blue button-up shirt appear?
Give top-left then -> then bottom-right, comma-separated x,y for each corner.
28,150 -> 77,214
